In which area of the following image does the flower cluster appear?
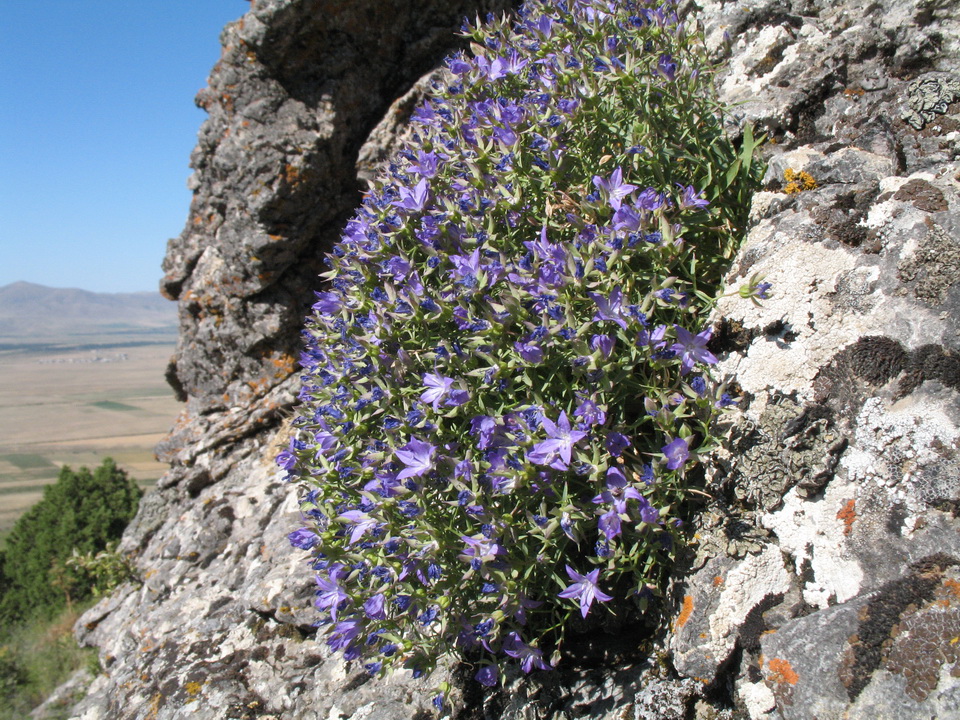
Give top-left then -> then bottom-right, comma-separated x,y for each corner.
281,0 -> 760,694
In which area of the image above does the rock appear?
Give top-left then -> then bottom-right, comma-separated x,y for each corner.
667,0 -> 960,717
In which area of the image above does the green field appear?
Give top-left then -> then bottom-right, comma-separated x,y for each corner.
0,343 -> 182,533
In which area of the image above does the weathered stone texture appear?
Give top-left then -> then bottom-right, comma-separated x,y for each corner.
673,0 -> 960,717
55,0 -> 960,718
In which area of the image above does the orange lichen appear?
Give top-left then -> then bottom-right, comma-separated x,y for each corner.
837,499 -> 857,535
943,578 -> 960,600
713,575 -> 725,587
675,594 -> 694,631
270,353 -> 296,379
766,657 -> 799,685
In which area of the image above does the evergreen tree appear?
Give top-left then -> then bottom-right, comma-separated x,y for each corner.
0,458 -> 141,623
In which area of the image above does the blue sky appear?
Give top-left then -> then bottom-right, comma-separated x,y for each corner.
0,1 -> 246,294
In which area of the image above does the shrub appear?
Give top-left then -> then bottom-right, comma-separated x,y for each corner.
0,458 -> 141,624
281,0 -> 762,696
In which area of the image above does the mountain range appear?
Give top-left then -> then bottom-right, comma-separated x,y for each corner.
0,281 -> 178,343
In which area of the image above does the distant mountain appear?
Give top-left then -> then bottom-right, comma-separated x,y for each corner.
0,282 -> 178,342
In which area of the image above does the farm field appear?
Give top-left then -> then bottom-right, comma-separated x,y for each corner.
0,343 -> 182,534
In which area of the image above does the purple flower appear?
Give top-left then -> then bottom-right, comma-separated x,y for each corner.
593,466 -> 643,507
503,49 -> 528,75
515,340 -> 544,364
527,411 -> 587,470
288,527 -> 318,550
470,415 -> 502,450
475,664 -> 499,686
395,438 -> 436,479
393,178 -> 430,212
597,510 -> 621,540
410,150 -> 440,177
558,565 -> 614,618
657,53 -> 677,81
363,593 -> 387,620
635,187 -> 665,211
337,510 -> 378,544
605,431 -> 630,457
312,291 -> 341,315
421,373 -> 455,410
493,124 -> 519,147
476,55 -> 509,81
384,255 -> 411,281
363,471 -> 402,498
503,632 -> 552,673
589,287 -> 628,329
447,54 -> 472,76
590,334 -> 615,359
327,618 -> 363,653
612,204 -> 642,232
637,496 -> 660,524
715,393 -> 738,409
315,565 -> 350,620
536,15 -> 553,38
678,184 -> 710,211
459,535 -> 504,565
592,167 -> 636,210
450,248 -> 482,281
313,429 -> 338,457
574,396 -> 605,426
276,448 -> 297,472
670,325 -> 717,375
662,437 -> 690,470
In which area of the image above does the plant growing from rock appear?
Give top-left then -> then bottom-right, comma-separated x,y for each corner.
281,0 -> 762,697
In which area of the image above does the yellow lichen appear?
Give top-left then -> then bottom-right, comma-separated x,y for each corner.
784,168 -> 818,194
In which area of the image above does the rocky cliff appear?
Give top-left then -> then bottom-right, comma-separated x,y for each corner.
54,0 -> 960,718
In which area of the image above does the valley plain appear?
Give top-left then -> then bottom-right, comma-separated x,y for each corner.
0,342 -> 181,534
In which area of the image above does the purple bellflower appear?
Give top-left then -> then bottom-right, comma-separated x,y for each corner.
678,184 -> 710,211
589,286 -> 628,329
421,373 -> 455,410
395,438 -> 436,479
670,325 -> 717,375
288,527 -> 318,550
503,632 -> 552,673
337,510 -> 378,544
592,167 -> 636,210
475,664 -> 499,687
558,565 -> 614,618
527,411 -> 587,470
515,340 -> 544,364
315,565 -> 350,620
662,437 -> 690,470
393,179 -> 431,212
312,291 -> 341,315
657,53 -> 677,81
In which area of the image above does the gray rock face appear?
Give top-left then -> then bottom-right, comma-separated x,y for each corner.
61,0 -> 960,718
667,0 -> 960,717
